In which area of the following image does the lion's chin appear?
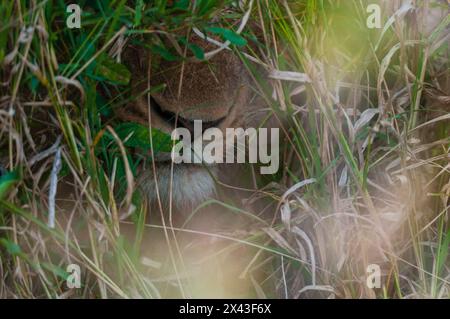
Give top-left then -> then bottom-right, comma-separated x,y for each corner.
140,163 -> 217,212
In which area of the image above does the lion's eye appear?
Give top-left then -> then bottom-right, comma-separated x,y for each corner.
151,97 -> 226,133
150,97 -> 177,125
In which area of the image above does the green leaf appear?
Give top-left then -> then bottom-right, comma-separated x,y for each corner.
188,43 -> 205,60
151,44 -> 179,61
0,238 -> 22,255
0,170 -> 19,200
437,228 -> 450,275
94,55 -> 131,85
134,0 -> 144,27
174,0 -> 190,10
41,262 -> 70,280
206,27 -> 247,46
114,122 -> 174,153
196,0 -> 217,16
180,38 -> 205,60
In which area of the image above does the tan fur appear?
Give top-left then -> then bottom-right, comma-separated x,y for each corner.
120,36 -> 273,212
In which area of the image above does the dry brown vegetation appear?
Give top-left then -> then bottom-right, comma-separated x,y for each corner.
0,0 -> 449,298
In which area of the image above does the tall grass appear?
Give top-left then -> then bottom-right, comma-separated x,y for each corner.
0,0 -> 448,298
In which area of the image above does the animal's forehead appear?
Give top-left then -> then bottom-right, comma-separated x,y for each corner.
150,43 -> 246,108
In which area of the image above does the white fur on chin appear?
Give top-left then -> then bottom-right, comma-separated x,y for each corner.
141,164 -> 217,211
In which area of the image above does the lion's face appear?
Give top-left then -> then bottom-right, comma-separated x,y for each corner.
122,37 -> 269,210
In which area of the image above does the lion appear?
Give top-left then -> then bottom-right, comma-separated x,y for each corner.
118,33 -> 280,214
110,35 -> 281,297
